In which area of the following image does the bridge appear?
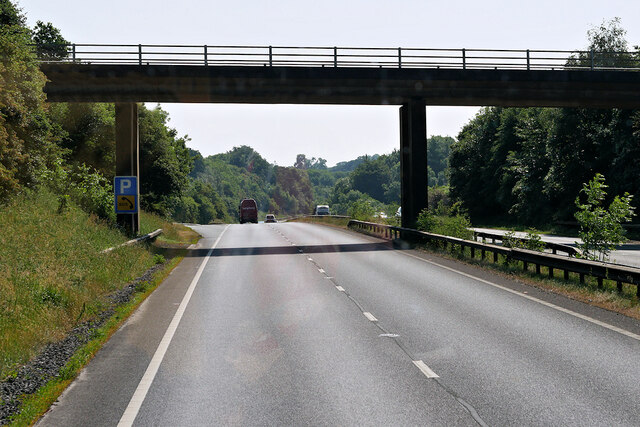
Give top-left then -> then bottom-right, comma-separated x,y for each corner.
39,44 -> 640,232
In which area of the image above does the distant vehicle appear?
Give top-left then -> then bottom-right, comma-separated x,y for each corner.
239,198 -> 258,224
265,214 -> 277,223
396,207 -> 402,217
314,205 -> 330,215
374,211 -> 388,219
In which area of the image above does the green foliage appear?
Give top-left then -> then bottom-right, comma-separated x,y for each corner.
348,197 -> 375,221
138,104 -> 192,217
574,174 -> 635,261
0,11 -> 57,201
32,20 -> 68,60
502,230 -> 546,252
416,208 -> 473,239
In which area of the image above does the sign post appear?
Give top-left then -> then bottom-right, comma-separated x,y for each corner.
115,176 -> 138,234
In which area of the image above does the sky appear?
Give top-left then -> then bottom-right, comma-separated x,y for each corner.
18,0 -> 640,166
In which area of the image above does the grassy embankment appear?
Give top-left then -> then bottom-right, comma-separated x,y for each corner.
0,189 -> 198,384
298,215 -> 640,320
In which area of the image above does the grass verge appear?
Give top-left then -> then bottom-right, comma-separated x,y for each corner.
7,254 -> 186,426
289,216 -> 351,229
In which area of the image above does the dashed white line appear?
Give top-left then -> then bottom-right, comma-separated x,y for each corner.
413,360 -> 439,378
318,268 -> 325,274
336,286 -> 345,292
117,225 -> 230,426
363,312 -> 378,322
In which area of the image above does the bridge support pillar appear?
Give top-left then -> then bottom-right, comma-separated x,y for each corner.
400,99 -> 427,229
115,103 -> 140,236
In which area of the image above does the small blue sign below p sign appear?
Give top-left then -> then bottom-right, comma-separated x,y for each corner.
114,176 -> 138,214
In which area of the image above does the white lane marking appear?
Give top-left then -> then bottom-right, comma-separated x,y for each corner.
336,286 -> 345,292
324,276 -> 334,279
379,333 -> 400,338
307,257 -> 313,261
413,360 -> 439,378
400,251 -> 640,342
118,225 -> 230,427
318,268 -> 325,274
363,312 -> 378,322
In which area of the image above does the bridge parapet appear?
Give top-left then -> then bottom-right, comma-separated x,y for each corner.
34,44 -> 640,72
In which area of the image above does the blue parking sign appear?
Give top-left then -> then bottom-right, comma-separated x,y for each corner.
114,176 -> 138,213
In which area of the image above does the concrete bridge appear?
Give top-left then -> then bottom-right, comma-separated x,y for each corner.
39,44 -> 640,232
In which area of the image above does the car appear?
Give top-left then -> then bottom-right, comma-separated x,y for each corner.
265,214 -> 277,223
396,207 -> 402,217
374,211 -> 388,219
314,205 -> 330,215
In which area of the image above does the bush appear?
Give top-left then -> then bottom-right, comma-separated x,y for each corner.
416,208 -> 473,239
502,230 -> 546,252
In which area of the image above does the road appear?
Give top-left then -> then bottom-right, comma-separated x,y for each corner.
39,223 -> 640,426
473,227 -> 640,268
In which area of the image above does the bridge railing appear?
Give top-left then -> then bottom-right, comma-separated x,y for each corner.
34,44 -> 640,71
348,220 -> 640,296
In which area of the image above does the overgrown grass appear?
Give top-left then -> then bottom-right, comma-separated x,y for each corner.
290,216 -> 351,228
0,190 -> 196,381
7,254 -> 186,427
139,212 -> 200,246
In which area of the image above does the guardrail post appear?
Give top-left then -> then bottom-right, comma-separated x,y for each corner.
617,281 -> 622,293
398,47 -> 402,68
549,267 -> 554,278
72,43 -> 76,62
590,49 -> 594,70
597,277 -> 603,289
462,48 -> 466,69
564,270 -> 569,281
493,251 -> 498,263
481,249 -> 485,260
536,264 -> 541,275
334,46 -> 337,67
138,44 -> 142,65
523,261 -> 528,271
579,273 -> 585,284
470,247 -> 475,259
204,45 -> 208,66
269,46 -> 273,66
637,285 -> 640,298
526,49 -> 530,70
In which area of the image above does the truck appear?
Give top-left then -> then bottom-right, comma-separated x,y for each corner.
239,198 -> 258,224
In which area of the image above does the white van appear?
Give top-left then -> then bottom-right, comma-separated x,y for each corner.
314,205 -> 330,215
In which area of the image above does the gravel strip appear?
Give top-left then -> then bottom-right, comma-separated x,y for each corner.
0,263 -> 165,425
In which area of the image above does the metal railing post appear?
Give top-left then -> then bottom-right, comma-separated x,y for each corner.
526,49 -> 530,70
204,45 -> 208,66
398,47 -> 402,68
590,49 -> 594,70
334,46 -> 337,67
462,48 -> 466,69
138,44 -> 142,65
269,46 -> 273,66
72,44 -> 76,62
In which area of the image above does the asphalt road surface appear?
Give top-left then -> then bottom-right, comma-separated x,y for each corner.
39,223 -> 640,426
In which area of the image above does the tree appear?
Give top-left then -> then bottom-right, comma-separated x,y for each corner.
32,20 -> 68,60
351,157 -> 390,202
0,1 -> 57,201
574,174 -> 635,261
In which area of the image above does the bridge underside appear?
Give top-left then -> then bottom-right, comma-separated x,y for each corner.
42,64 -> 640,108
41,64 -> 640,230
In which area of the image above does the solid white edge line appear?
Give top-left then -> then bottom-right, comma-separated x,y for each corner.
363,312 -> 378,322
413,360 -> 439,378
117,225 -> 230,427
399,251 -> 640,342
336,285 -> 345,292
